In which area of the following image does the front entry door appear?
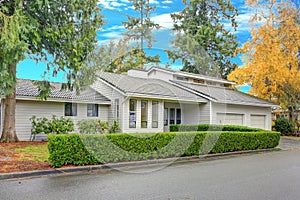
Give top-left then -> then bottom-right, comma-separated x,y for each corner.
164,107 -> 181,132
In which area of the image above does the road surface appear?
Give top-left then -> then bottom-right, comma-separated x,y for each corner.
1,138 -> 300,200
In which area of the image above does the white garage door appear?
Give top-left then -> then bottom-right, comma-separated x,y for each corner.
250,115 -> 266,129
217,113 -> 244,126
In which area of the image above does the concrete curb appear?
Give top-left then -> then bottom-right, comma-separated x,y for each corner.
0,148 -> 278,181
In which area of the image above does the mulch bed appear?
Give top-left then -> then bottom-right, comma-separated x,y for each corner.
0,142 -> 52,174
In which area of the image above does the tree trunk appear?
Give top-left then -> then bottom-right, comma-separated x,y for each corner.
0,64 -> 19,142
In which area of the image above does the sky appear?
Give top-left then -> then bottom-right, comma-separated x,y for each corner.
16,0 -> 300,92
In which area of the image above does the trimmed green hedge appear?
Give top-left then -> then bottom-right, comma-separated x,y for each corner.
170,124 -> 264,132
48,131 -> 280,168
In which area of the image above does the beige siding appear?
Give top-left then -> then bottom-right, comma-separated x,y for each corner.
15,100 -> 64,141
148,70 -> 173,81
199,103 -> 211,124
68,103 -> 109,132
181,103 -> 201,124
211,102 -> 272,130
127,69 -> 148,78
91,80 -> 125,130
14,100 -> 110,141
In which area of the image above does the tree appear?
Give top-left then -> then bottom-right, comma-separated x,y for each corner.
121,0 -> 160,69
0,0 -> 103,142
167,0 -> 239,79
88,38 -> 159,74
228,0 -> 300,130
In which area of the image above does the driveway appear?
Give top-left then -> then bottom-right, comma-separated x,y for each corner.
279,137 -> 300,150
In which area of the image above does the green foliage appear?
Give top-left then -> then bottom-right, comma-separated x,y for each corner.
30,116 -> 51,135
0,0 -> 103,96
109,119 -> 120,133
121,0 -> 160,69
15,144 -> 49,162
170,124 -> 263,132
167,0 -> 239,79
77,119 -> 109,134
274,118 -> 295,136
48,131 -> 280,167
0,0 -> 103,142
30,115 -> 74,135
48,116 -> 74,134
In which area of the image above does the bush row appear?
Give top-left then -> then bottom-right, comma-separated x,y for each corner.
48,131 -> 280,167
169,124 -> 264,132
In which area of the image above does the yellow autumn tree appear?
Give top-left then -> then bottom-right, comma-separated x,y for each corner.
228,0 -> 300,127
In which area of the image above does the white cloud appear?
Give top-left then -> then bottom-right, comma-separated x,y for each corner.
101,31 -> 124,40
151,13 -> 174,29
110,2 -> 127,7
149,0 -> 160,5
102,25 -> 125,32
98,0 -> 130,11
162,0 -> 173,4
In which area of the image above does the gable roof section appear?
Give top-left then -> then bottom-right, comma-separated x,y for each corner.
14,79 -> 110,104
98,72 -> 208,103
171,80 -> 276,107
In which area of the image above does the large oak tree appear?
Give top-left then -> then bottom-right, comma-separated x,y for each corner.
0,0 -> 103,142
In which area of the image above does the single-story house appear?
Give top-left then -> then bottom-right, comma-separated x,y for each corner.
0,67 -> 276,141
0,79 -> 110,141
92,67 -> 275,133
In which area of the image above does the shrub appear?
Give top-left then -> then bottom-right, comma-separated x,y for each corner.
30,115 -> 74,135
30,116 -> 51,135
109,119 -> 120,133
274,118 -> 295,136
77,119 -> 109,134
170,124 -> 263,132
48,131 -> 280,167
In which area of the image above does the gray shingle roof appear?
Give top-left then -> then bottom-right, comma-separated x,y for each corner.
171,80 -> 275,107
98,72 -> 208,102
16,79 -> 110,103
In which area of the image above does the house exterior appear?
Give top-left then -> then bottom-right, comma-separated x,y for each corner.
91,67 -> 275,133
0,67 -> 276,141
0,79 -> 110,141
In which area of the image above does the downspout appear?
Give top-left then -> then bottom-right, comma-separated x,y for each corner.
209,101 -> 213,124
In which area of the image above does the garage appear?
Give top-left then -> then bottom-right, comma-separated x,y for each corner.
217,113 -> 244,126
250,115 -> 266,129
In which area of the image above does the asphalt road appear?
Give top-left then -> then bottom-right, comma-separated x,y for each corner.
1,138 -> 300,200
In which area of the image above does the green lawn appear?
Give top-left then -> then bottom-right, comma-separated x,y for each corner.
15,144 -> 49,162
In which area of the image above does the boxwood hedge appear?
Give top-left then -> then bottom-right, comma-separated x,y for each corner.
48,131 -> 280,168
169,124 -> 264,132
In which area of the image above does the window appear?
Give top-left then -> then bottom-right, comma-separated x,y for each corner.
176,109 -> 181,124
129,99 -> 137,128
141,100 -> 148,128
115,99 -> 119,119
164,108 -> 168,126
65,103 -> 77,116
170,108 -> 175,124
176,76 -> 188,81
152,101 -> 158,128
207,81 -> 217,85
193,79 -> 204,84
87,104 -> 98,117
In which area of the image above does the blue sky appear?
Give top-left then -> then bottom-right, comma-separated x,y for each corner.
16,0 -> 299,89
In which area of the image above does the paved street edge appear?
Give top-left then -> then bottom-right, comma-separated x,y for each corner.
0,148 -> 279,181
